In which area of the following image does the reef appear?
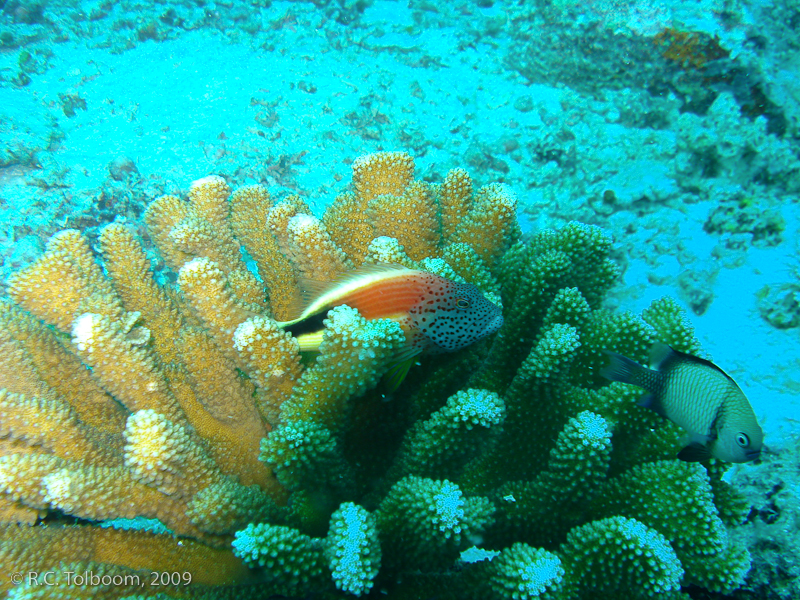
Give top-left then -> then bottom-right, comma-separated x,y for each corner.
732,433 -> 800,599
0,151 -> 752,599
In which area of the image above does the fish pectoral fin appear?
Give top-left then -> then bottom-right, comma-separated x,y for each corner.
382,349 -> 422,394
688,431 -> 715,443
677,441 -> 712,462
637,393 -> 668,418
294,330 -> 325,352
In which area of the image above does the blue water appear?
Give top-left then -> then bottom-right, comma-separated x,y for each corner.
1,0 -> 799,598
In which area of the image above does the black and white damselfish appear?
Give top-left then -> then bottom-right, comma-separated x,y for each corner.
601,342 -> 763,463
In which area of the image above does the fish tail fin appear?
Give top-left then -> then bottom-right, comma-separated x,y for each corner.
600,350 -> 647,385
294,330 -> 325,352
277,278 -> 330,326
603,350 -> 671,418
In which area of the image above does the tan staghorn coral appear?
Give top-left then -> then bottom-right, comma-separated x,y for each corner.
324,150 -> 519,267
366,180 -> 440,261
439,167 -> 473,240
286,214 -> 352,281
0,524 -> 251,596
448,182 -> 518,268
228,185 -> 298,320
0,152 -> 518,598
7,229 -> 125,331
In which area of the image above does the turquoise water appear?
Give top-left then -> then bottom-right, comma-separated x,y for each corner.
1,0 -> 799,598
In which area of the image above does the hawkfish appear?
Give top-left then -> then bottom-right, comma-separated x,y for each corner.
601,342 -> 763,463
277,264 -> 504,391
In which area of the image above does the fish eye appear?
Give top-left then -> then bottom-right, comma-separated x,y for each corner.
736,433 -> 750,448
456,298 -> 470,309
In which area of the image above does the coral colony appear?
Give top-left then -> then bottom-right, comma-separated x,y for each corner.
1,152 -> 751,598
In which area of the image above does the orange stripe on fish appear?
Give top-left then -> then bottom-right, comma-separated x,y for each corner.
279,264 -> 429,326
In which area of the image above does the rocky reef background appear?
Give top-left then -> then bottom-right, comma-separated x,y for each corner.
1,0 -> 799,598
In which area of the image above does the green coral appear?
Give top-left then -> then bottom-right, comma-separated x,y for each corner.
488,410 -> 613,547
597,461 -> 727,559
394,388 -> 505,479
231,523 -> 328,595
377,476 -> 495,572
279,304 -> 407,433
641,296 -> 703,355
540,410 -> 612,503
477,543 -> 565,600
561,516 -> 684,599
259,419 -> 352,493
233,221 -> 752,598
324,502 -> 381,596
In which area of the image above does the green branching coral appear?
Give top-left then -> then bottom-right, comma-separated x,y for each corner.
259,418 -> 353,494
377,476 -> 495,572
278,305 -> 407,433
595,460 -> 752,591
560,516 -> 684,599
238,214 -> 755,598
474,543 -> 566,600
232,522 -> 328,595
393,388 -> 505,480
324,502 -> 381,596
486,409 -> 613,548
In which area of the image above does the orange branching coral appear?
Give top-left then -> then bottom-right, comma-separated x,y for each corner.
324,151 -> 520,267
0,303 -> 128,434
144,176 -> 267,315
6,229 -> 124,331
0,524 -> 251,596
233,316 -> 302,422
99,224 -> 186,366
367,181 -> 440,261
266,194 -> 311,249
439,167 -> 473,240
286,214 -> 352,281
365,235 -> 417,267
0,151 -> 518,597
228,185 -> 297,320
352,150 -> 416,201
447,182 -> 518,268
0,220 -> 287,589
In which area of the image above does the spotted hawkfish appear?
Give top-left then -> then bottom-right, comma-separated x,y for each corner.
277,264 -> 504,391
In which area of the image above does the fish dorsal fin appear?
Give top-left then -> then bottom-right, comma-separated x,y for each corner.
652,342 -> 739,387
281,263 -> 416,325
300,263 -> 413,297
648,342 -> 675,370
